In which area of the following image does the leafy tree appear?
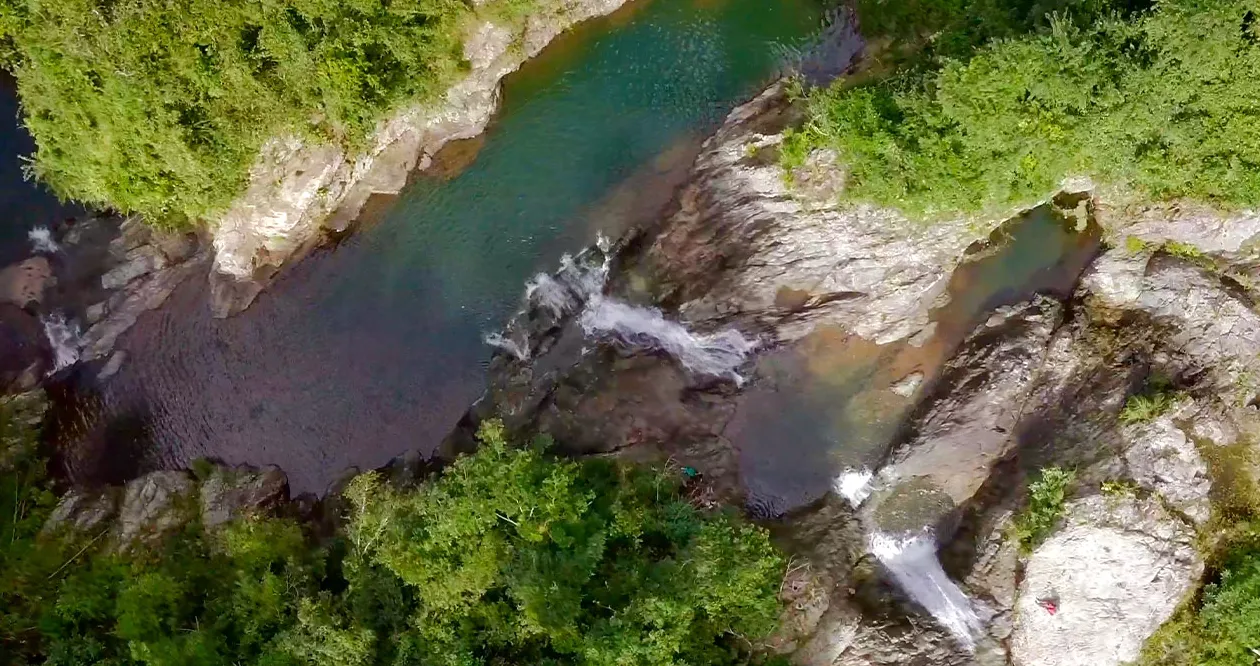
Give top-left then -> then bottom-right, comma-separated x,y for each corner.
787,0 -> 1260,217
0,0 -> 513,227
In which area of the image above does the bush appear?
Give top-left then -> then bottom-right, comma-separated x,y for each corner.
0,416 -> 787,665
1012,466 -> 1075,553
787,0 -> 1260,218
0,0 -> 508,227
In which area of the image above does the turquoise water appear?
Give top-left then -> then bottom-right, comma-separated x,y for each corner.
72,0 -> 825,492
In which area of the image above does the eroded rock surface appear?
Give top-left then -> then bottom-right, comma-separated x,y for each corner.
1010,495 -> 1202,666
200,465 -> 289,528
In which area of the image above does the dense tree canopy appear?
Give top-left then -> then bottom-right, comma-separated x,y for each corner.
1,416 -> 786,665
786,0 -> 1260,217
0,0 -> 510,227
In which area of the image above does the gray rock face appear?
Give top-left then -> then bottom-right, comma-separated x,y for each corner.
200,465 -> 289,528
871,298 -> 1063,532
642,82 -> 990,345
44,488 -> 120,535
1010,494 -> 1202,666
100,244 -> 167,290
113,471 -> 196,549
1082,250 -> 1260,403
1121,408 -> 1213,525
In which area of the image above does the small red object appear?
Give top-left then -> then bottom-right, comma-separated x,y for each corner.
1037,598 -> 1059,615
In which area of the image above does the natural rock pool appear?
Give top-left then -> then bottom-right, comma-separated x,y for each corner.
51,0 -> 825,492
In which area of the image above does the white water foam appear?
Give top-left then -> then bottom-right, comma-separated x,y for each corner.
579,296 -> 757,382
484,331 -> 530,361
868,529 -> 983,650
834,468 -> 874,507
525,273 -> 576,317
28,226 -> 61,254
41,313 -> 82,373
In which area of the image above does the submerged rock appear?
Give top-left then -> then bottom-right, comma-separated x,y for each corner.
1010,494 -> 1201,666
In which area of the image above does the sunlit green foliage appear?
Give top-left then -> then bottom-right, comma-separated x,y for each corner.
787,0 -> 1260,217
0,0 -> 505,226
1012,466 -> 1075,553
1,416 -> 785,665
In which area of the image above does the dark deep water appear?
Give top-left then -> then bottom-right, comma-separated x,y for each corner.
53,0 -> 826,492
0,74 -> 85,265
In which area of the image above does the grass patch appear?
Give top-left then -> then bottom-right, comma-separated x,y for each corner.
1012,466 -> 1076,553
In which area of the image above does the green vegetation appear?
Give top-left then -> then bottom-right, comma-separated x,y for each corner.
1012,466 -> 1075,553
786,0 -> 1260,218
1120,392 -> 1180,424
0,0 -> 527,227
1,414 -> 786,665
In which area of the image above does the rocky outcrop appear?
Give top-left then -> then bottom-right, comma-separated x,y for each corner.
44,463 -> 292,550
113,470 -> 196,548
1010,495 -> 1202,666
869,298 -> 1063,534
639,80 -> 991,345
1120,406 -> 1213,525
208,0 -> 630,317
199,465 -> 288,528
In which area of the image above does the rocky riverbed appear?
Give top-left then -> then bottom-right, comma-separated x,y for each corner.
450,73 -> 1260,664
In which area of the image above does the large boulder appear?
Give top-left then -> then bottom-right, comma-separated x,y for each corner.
1010,494 -> 1202,666
113,470 -> 196,549
44,488 -> 120,535
1120,405 -> 1213,525
199,465 -> 289,528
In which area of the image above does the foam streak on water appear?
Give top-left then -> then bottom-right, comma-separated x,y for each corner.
525,273 -> 576,317
869,530 -> 983,650
483,331 -> 530,361
579,297 -> 757,382
41,313 -> 82,372
28,226 -> 61,254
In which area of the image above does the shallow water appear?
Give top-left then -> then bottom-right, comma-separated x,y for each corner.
54,0 -> 825,492
730,204 -> 1100,517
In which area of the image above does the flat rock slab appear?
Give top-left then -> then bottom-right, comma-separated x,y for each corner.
1011,494 -> 1201,666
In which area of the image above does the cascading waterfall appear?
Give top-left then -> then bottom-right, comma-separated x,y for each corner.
867,529 -> 984,650
835,469 -> 983,650
41,313 -> 83,372
28,226 -> 61,254
579,296 -> 757,382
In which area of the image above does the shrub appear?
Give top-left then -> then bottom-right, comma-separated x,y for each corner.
1,414 -> 787,665
1120,392 -> 1180,424
0,0 -> 511,227
788,0 -> 1260,218
1012,466 -> 1075,553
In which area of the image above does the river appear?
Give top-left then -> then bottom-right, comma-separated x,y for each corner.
50,0 -> 826,492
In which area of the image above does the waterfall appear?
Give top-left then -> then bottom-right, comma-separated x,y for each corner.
579,296 -> 757,382
28,227 -> 61,254
483,331 -> 529,361
41,313 -> 83,372
868,529 -> 983,650
834,468 -> 874,507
